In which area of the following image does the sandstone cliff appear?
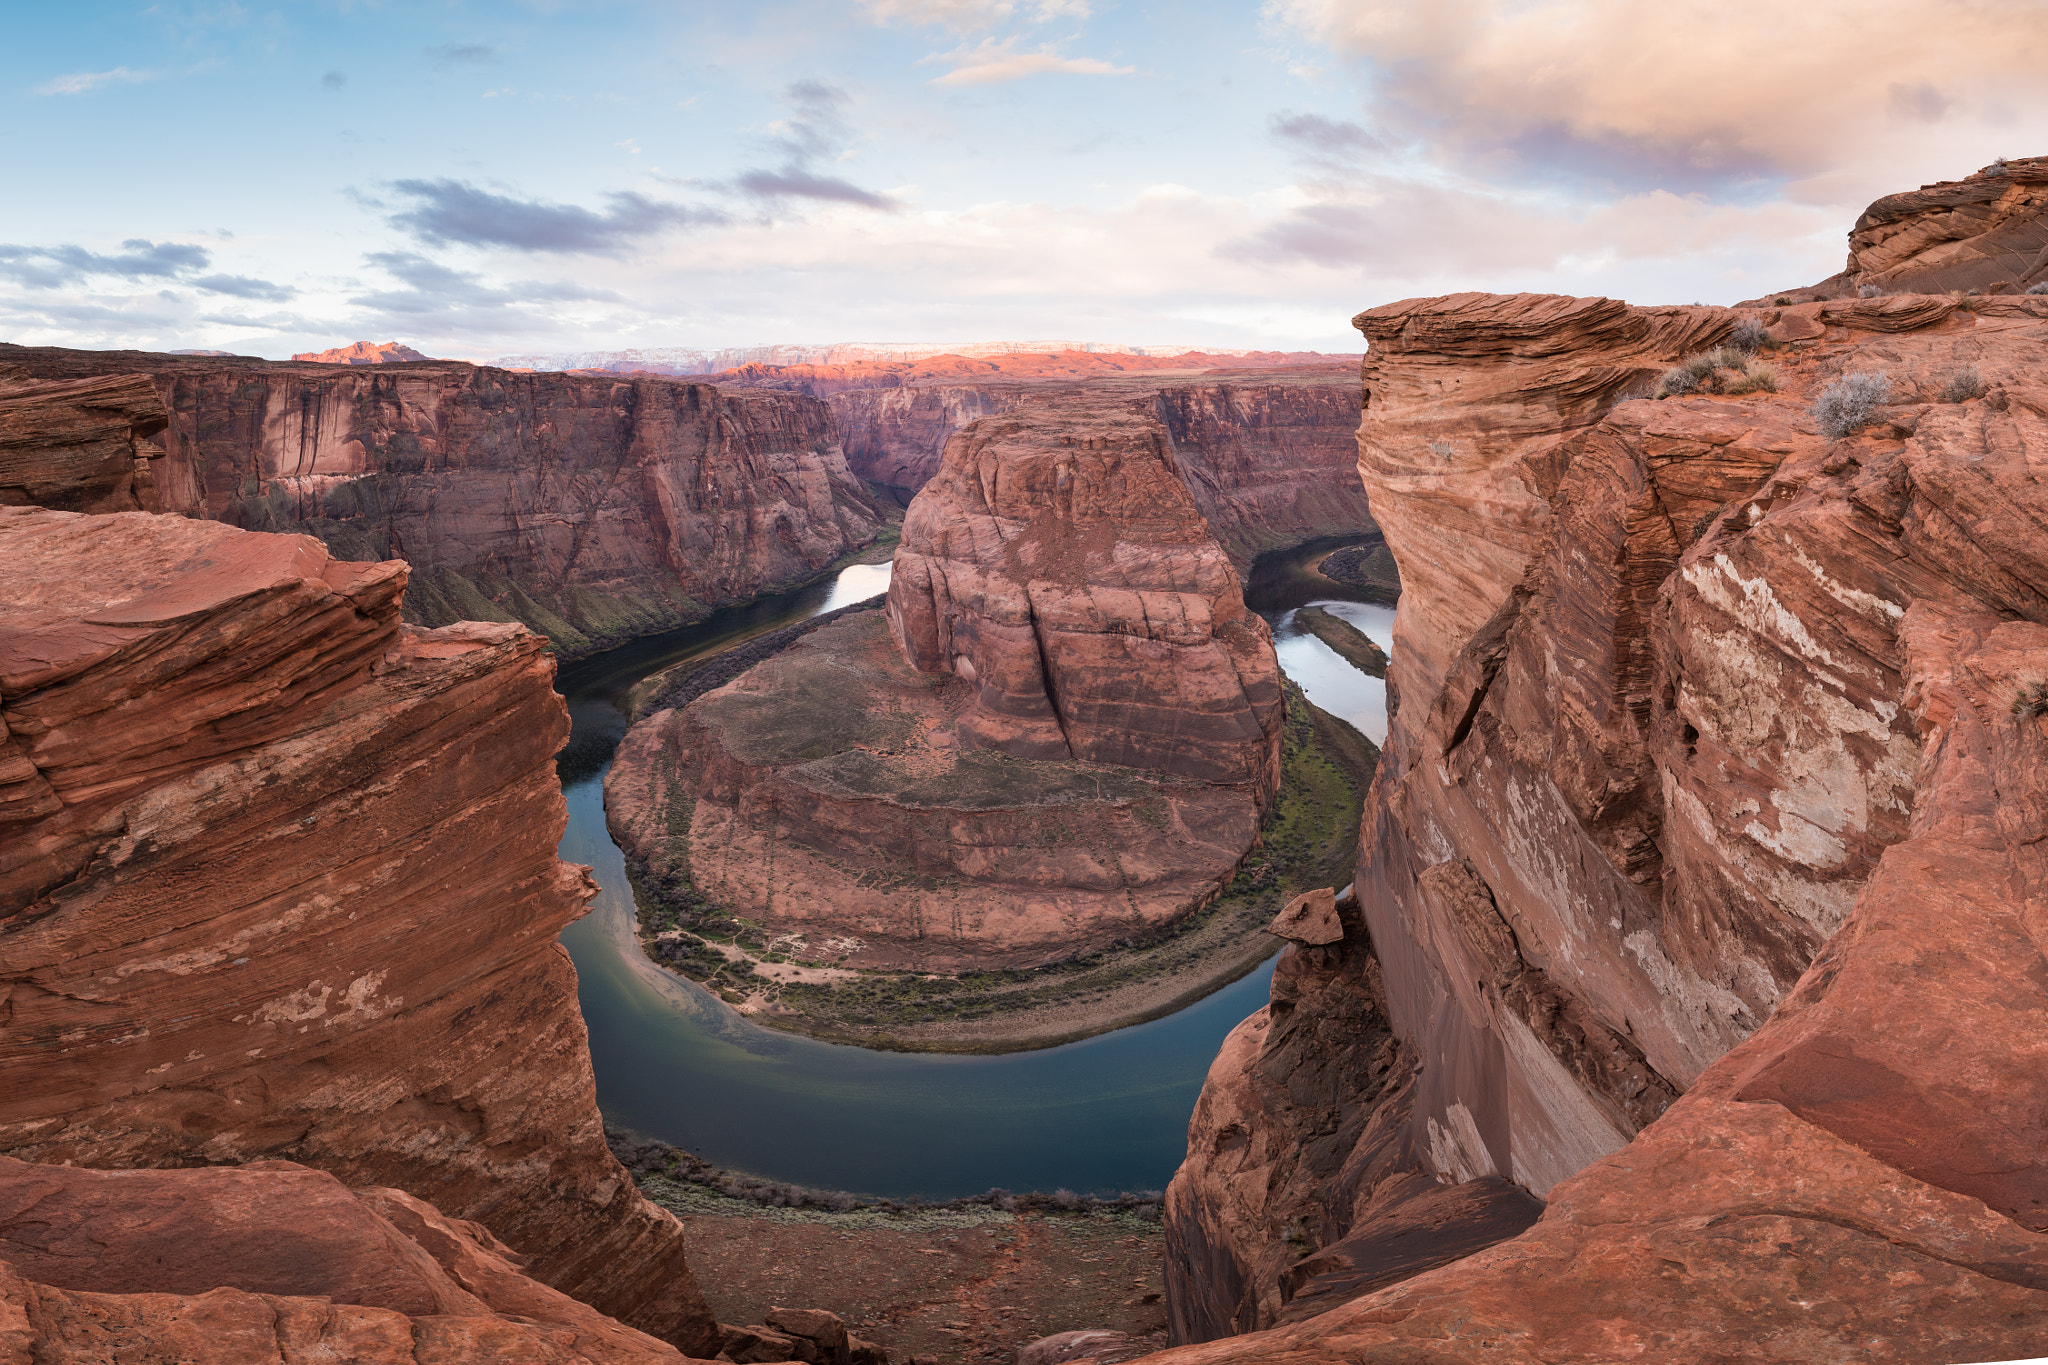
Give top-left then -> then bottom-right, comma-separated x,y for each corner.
292,340 -> 436,364
713,356 -> 1372,569
0,343 -> 889,657
0,506 -> 720,1354
0,366 -> 168,514
1157,262 -> 2048,1358
888,395 -> 1284,793
608,394 -> 1288,973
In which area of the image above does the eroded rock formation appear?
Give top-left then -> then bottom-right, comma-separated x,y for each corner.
888,397 -> 1284,790
1842,155 -> 2048,296
292,340 -> 436,364
0,343 -> 889,657
0,506 -> 719,1353
0,366 -> 167,514
714,356 -> 1371,568
1159,253 -> 2048,1356
607,394 -> 1287,971
0,1156 -> 695,1363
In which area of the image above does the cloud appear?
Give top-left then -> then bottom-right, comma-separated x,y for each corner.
1271,112 -> 1383,166
192,274 -> 297,302
856,0 -> 1089,32
386,179 -> 729,252
35,67 -> 154,95
0,239 -> 212,288
921,38 -> 1132,86
731,82 -> 901,211
1265,0 -> 2048,192
322,70 -> 346,90
425,43 -> 499,66
347,252 -> 625,334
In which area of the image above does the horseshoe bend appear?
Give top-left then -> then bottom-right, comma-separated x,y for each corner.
3,153 -> 2048,1364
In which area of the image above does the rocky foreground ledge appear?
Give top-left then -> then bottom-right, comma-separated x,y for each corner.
0,504 -> 721,1357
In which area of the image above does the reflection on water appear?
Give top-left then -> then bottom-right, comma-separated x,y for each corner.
1269,602 -> 1396,746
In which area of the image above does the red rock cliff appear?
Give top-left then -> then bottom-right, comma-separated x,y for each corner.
0,343 -> 889,658
714,356 -> 1373,568
0,506 -> 720,1354
888,394 -> 1284,794
1157,260 -> 2048,1359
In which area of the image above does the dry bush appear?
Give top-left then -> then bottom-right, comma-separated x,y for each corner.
1812,371 -> 1892,439
1941,365 -> 1986,403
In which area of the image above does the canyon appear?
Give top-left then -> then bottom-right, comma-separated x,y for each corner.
1157,167 -> 2048,1361
6,153 -> 2047,1365
605,390 -> 1291,980
708,353 -> 1377,571
0,343 -> 891,658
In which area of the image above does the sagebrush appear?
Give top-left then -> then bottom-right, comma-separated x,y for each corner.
1812,371 -> 1892,439
1941,365 -> 1986,403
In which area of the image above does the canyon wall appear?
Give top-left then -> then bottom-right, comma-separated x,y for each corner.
0,504 -> 720,1355
0,366 -> 168,515
0,343 -> 890,658
712,357 -> 1373,568
1159,270 -> 2048,1359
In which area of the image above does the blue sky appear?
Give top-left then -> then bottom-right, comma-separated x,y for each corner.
4,0 -> 2044,359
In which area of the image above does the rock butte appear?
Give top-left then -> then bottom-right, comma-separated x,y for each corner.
713,354 -> 1378,570
1158,227 -> 2048,1355
607,393 -> 1286,971
0,342 -> 890,658
0,503 -> 720,1355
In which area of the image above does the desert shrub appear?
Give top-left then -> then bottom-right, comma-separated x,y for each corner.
1941,365 -> 1986,403
1726,317 -> 1769,353
2028,281 -> 2048,295
2015,682 -> 2048,719
1775,296 -> 1794,306
1654,367 -> 1698,398
1858,283 -> 1885,298
1725,361 -> 1779,395
1812,371 -> 1892,439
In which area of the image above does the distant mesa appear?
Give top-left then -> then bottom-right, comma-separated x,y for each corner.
291,339 -> 435,364
488,340 -> 1350,376
166,348 -> 236,356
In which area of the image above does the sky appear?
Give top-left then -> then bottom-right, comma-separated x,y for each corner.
3,0 -> 2045,361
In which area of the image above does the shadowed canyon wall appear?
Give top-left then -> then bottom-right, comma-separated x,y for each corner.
1158,255 -> 2048,1360
0,343 -> 890,658
0,503 -> 721,1355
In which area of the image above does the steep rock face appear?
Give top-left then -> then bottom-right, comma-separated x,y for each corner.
1157,287 -> 2048,1361
1843,155 -> 2048,295
0,1157 -> 696,1363
887,396 -> 1284,795
0,367 -> 167,514
716,359 -> 1372,568
0,343 -> 888,658
0,506 -> 719,1354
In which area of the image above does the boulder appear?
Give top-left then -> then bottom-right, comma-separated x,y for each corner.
1267,887 -> 1342,945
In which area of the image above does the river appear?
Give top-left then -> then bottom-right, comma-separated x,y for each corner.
555,540 -> 1389,1200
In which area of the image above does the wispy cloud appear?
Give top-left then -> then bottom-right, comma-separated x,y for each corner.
0,238 -> 295,299
921,39 -> 1132,86
731,82 -> 900,211
35,66 -> 155,95
386,179 -> 729,252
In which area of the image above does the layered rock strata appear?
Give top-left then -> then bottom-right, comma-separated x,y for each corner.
1841,154 -> 2048,296
1158,274 -> 2048,1359
0,506 -> 719,1353
0,343 -> 889,657
0,366 -> 167,514
608,397 -> 1286,970
888,397 -> 1284,792
715,357 -> 1372,568
0,1156 -> 696,1363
